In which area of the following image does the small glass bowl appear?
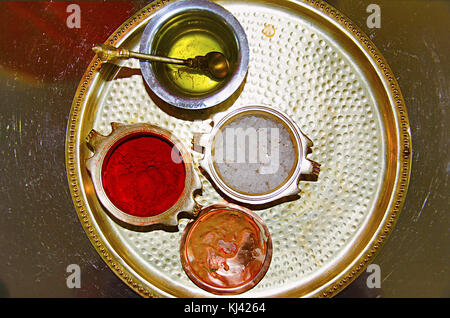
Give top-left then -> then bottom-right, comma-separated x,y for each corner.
140,0 -> 249,110
180,202 -> 272,295
85,122 -> 202,228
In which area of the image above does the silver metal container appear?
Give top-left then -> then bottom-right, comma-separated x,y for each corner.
139,0 -> 249,109
194,105 -> 320,206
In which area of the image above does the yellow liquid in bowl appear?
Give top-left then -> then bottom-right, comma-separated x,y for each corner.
166,31 -> 225,95
151,11 -> 238,98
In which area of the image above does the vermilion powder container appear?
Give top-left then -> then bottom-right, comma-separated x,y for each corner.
85,122 -> 202,228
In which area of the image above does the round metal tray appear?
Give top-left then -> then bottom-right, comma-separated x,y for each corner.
65,0 -> 411,297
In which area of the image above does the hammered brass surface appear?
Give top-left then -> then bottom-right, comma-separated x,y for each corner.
4,0 -> 447,299
64,0 -> 410,297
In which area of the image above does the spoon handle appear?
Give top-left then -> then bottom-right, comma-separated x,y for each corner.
128,51 -> 186,65
92,43 -> 187,65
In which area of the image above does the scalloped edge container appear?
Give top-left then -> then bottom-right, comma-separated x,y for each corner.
194,104 -> 320,205
85,122 -> 202,228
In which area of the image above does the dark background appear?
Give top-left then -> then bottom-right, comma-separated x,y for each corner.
0,0 -> 448,298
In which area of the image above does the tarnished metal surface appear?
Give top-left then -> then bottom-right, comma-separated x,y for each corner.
0,0 -> 447,298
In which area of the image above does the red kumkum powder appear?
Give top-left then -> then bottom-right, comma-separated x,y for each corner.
101,133 -> 186,217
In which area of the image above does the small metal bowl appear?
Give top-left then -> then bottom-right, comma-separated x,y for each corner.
85,122 -> 202,228
180,202 -> 272,295
194,105 -> 320,206
140,0 -> 249,110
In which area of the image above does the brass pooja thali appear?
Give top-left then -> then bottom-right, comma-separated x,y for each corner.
66,0 -> 411,297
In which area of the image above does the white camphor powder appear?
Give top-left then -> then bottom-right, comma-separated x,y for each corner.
212,113 -> 297,194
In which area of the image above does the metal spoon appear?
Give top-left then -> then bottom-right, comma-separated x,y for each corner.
92,43 -> 230,79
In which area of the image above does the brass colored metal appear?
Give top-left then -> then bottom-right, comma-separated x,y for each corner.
85,122 -> 202,228
66,0 -> 412,298
192,51 -> 230,79
92,43 -> 230,79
